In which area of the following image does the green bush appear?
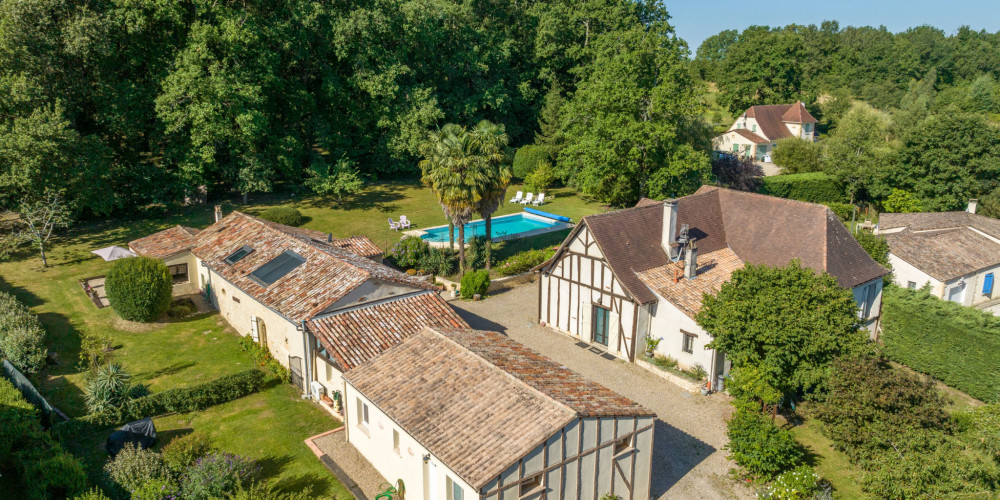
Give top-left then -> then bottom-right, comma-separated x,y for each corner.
494,247 -> 556,277
0,378 -> 87,499
880,286 -> 1000,403
80,369 -> 268,427
465,236 -> 492,270
181,451 -> 260,500
759,172 -> 845,203
238,335 -> 290,382
525,160 -> 556,193
418,247 -> 456,277
760,465 -> 823,499
725,409 -> 804,480
389,236 -> 429,269
84,362 -> 134,414
105,443 -> 170,493
512,144 -> 553,179
131,478 -> 181,500
105,256 -> 173,322
822,202 -> 853,221
225,480 -> 314,500
163,432 -> 214,475
0,291 -> 48,375
258,206 -> 307,227
460,269 -> 490,299
72,488 -> 112,500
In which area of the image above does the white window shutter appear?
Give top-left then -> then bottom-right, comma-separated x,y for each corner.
250,315 -> 259,342
579,300 -> 592,339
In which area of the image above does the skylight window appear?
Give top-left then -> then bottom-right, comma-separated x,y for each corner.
224,245 -> 254,264
249,250 -> 305,286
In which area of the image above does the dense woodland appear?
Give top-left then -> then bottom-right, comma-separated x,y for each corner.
2,0 -> 1000,217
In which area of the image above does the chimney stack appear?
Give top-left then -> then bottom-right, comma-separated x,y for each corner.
684,241 -> 698,280
213,205 -> 223,223
968,199 -> 979,214
661,201 -> 679,259
327,233 -> 333,243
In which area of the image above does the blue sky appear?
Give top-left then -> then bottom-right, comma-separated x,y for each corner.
666,0 -> 1000,52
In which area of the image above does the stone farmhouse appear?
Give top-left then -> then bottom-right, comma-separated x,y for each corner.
533,186 -> 888,388
129,210 -> 468,401
712,101 -> 817,161
344,327 -> 656,500
878,202 -> 1000,313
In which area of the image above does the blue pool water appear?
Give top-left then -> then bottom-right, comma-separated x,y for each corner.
420,213 -> 564,243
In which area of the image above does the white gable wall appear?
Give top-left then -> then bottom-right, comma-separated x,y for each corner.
643,292 -> 720,380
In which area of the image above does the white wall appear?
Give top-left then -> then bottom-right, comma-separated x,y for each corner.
888,254 -> 941,294
966,264 -> 1000,306
851,278 -> 884,334
644,292 -> 719,378
344,382 -> 477,500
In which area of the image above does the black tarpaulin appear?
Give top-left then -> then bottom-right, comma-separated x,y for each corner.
105,417 -> 157,456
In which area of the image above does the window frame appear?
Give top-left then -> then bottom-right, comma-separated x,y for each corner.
681,331 -> 696,354
907,281 -> 917,290
167,263 -> 189,284
518,473 -> 543,498
224,245 -> 254,265
613,435 -> 634,457
392,428 -> 401,456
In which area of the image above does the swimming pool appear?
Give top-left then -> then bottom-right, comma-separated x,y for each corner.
417,212 -> 572,244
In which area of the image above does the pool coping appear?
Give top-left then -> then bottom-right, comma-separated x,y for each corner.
403,211 -> 573,248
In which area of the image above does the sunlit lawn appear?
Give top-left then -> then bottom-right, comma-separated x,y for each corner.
0,180 -> 602,496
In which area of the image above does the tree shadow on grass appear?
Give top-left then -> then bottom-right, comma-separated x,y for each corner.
300,182 -> 410,214
257,454 -> 296,481
135,361 -> 198,381
155,427 -> 195,448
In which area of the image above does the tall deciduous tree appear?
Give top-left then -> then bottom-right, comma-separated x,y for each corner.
772,137 -> 824,174
2,190 -> 72,267
696,261 -> 869,395
558,23 -> 709,207
822,103 -> 899,204
716,26 -> 806,113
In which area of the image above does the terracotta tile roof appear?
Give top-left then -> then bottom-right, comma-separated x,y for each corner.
744,102 -> 815,141
729,128 -> 770,144
307,292 -> 469,371
883,228 -> 1000,281
256,219 -> 382,260
880,211 -> 1000,241
128,225 -> 200,259
344,327 -> 653,490
191,212 -> 432,322
546,187 -> 888,307
637,248 -> 744,317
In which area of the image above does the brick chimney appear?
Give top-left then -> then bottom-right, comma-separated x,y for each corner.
684,241 -> 698,280
213,205 -> 223,223
661,201 -> 679,259
968,199 -> 978,214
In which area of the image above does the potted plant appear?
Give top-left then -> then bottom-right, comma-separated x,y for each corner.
644,336 -> 662,357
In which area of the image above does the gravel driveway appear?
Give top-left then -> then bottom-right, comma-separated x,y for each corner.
450,282 -> 752,500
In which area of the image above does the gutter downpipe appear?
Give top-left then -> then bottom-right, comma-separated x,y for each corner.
301,320 -> 313,399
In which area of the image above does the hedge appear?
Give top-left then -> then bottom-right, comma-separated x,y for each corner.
105,256 -> 173,322
0,290 -> 48,375
80,368 -> 268,427
495,247 -> 557,277
512,144 -> 553,179
258,206 -> 307,227
880,286 -> 1000,403
759,172 -> 845,204
0,377 -> 87,499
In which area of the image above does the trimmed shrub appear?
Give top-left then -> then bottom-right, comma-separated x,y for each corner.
239,335 -> 290,382
418,247 -> 456,277
80,369 -> 268,427
465,236 -> 492,271
0,291 -> 47,375
460,269 -> 490,299
84,362 -> 134,414
512,144 -> 553,179
105,443 -> 170,493
822,202 -> 853,221
181,452 -> 260,500
389,236 -> 430,269
258,206 -> 307,227
880,286 -> 1000,403
725,409 -> 804,480
759,172 -> 845,204
105,256 -> 173,322
525,160 -> 556,193
495,247 -> 557,277
163,433 -> 214,475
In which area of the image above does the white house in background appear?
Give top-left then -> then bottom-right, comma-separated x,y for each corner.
129,209 -> 468,401
533,186 -> 889,388
343,327 -> 656,500
712,101 -> 818,161
878,202 -> 1000,313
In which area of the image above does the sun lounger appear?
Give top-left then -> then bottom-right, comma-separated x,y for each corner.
521,193 -> 534,205
532,193 -> 545,206
510,191 -> 523,203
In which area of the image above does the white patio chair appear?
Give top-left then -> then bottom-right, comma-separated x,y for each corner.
388,217 -> 401,231
510,191 -> 523,203
521,193 -> 534,205
399,215 -> 412,229
532,193 -> 545,206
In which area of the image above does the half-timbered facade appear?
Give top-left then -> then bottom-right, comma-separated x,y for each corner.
343,327 -> 656,500
535,186 -> 890,385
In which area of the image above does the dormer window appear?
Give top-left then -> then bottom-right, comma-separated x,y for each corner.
224,245 -> 254,264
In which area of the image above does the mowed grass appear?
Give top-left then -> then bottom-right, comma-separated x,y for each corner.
0,180 -> 602,496
786,416 -> 865,499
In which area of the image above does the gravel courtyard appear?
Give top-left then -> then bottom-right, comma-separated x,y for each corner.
449,282 -> 752,500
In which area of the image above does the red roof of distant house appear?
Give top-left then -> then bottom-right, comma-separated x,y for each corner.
729,128 -> 770,144
128,225 -> 200,259
744,102 -> 817,140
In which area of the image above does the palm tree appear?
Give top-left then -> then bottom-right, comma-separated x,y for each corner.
418,124 -> 483,273
470,120 -> 512,270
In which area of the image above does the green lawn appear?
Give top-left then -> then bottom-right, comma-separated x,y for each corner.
786,415 -> 865,499
0,180 -> 602,496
